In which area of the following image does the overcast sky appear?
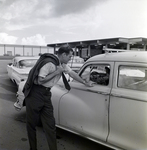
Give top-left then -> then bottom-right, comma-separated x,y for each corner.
0,0 -> 147,46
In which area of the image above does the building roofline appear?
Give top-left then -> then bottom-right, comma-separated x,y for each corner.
0,44 -> 48,48
47,37 -> 147,48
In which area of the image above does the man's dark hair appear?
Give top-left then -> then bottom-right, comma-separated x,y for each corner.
57,45 -> 73,55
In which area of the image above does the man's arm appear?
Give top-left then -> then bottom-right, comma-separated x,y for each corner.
38,65 -> 64,85
68,70 -> 93,87
38,70 -> 58,84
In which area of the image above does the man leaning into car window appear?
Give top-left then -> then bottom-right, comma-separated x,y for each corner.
23,45 -> 93,150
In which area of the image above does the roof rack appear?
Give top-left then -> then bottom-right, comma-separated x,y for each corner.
103,47 -> 128,53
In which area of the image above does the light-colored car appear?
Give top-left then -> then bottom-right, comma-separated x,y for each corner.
7,55 -> 84,86
15,51 -> 147,150
7,56 -> 39,86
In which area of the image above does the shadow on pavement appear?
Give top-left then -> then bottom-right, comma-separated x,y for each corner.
0,82 -> 17,93
0,93 -> 16,102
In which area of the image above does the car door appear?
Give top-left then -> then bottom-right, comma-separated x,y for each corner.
59,62 -> 114,141
108,62 -> 147,150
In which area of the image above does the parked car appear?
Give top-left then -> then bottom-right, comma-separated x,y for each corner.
14,51 -> 147,150
7,55 -> 84,86
7,56 -> 39,86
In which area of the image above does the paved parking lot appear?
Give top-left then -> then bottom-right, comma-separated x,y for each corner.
0,59 -> 114,150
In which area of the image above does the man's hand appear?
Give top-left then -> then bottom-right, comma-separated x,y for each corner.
84,80 -> 94,87
55,66 -> 64,74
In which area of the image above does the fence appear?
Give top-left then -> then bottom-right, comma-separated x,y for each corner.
0,44 -> 54,56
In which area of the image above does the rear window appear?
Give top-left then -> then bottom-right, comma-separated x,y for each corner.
118,66 -> 147,92
19,59 -> 38,68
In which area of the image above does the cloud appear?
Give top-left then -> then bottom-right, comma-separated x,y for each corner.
0,0 -> 105,44
0,0 -> 106,31
1,0 -> 147,46
0,33 -> 17,44
21,34 -> 47,45
0,0 -> 39,30
50,0 -> 105,17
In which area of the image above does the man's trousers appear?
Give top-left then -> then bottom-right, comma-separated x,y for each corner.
25,84 -> 57,150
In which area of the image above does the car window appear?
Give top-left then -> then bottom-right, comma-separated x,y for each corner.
118,66 -> 147,92
19,59 -> 37,68
80,64 -> 110,86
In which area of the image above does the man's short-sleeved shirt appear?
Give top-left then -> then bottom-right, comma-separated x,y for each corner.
38,62 -> 72,88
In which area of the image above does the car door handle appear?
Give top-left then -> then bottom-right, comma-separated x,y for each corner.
98,91 -> 109,95
110,93 -> 124,98
86,89 -> 109,95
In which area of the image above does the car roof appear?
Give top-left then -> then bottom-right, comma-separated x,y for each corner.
87,51 -> 147,63
13,56 -> 39,62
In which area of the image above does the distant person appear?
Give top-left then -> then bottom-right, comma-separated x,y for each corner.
23,45 -> 92,150
103,66 -> 110,85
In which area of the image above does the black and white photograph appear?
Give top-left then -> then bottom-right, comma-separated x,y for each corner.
0,0 -> 147,150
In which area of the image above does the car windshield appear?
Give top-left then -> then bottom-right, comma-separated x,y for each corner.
19,59 -> 37,68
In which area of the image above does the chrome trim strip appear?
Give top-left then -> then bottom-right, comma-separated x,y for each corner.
110,94 -> 147,102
